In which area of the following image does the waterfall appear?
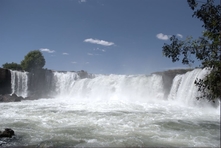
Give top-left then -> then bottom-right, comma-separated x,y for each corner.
52,71 -> 80,97
167,74 -> 183,101
52,72 -> 165,102
10,70 -> 29,98
167,68 -> 218,107
8,68 -> 218,108
51,69 -> 219,107
1,69 -> 219,147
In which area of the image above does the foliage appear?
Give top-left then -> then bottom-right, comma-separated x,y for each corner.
21,50 -> 45,72
162,0 -> 220,101
2,62 -> 22,71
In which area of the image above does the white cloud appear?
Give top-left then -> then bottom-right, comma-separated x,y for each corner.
156,33 -> 170,40
87,53 -> 101,56
87,53 -> 93,56
84,38 -> 114,46
177,34 -> 183,38
93,48 -> 106,52
79,0 -> 86,2
39,48 -> 55,53
71,61 -> 77,64
62,53 -> 69,55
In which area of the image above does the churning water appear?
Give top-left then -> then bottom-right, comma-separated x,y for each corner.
0,69 -> 220,147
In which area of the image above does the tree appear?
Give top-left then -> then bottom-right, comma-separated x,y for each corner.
21,50 -> 45,72
162,0 -> 220,102
2,62 -> 22,71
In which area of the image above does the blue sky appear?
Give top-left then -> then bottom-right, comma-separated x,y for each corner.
0,0 -> 211,74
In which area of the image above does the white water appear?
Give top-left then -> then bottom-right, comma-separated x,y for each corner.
53,71 -> 80,97
10,70 -> 28,98
0,69 -> 220,147
168,68 -> 220,108
53,73 -> 165,102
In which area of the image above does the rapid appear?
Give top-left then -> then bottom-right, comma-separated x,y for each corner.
0,69 -> 220,147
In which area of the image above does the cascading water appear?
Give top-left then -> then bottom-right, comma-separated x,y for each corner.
52,73 -> 165,102
167,74 -> 183,101
0,69 -> 220,147
10,70 -> 28,98
52,71 -> 80,97
167,68 -> 219,107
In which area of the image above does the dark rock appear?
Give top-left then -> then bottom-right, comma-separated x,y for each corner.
1,94 -> 12,102
0,68 -> 12,95
0,128 -> 15,138
11,94 -> 23,102
77,70 -> 94,79
28,69 -> 54,99
0,94 -> 3,102
0,94 -> 22,102
77,70 -> 89,79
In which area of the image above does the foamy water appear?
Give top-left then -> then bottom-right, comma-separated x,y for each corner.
1,69 -> 219,147
0,98 -> 219,147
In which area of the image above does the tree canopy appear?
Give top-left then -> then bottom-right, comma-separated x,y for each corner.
21,50 -> 45,72
162,0 -> 220,102
2,62 -> 22,71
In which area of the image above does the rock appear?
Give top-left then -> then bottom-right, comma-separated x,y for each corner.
77,70 -> 91,79
0,128 -> 15,138
77,70 -> 94,79
0,94 -> 22,102
10,94 -> 23,102
0,94 -> 3,102
0,68 -> 12,95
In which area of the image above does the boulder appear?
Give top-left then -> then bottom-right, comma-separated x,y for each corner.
77,70 -> 88,79
0,128 -> 15,138
77,70 -> 94,79
0,94 -> 22,102
10,94 -> 23,102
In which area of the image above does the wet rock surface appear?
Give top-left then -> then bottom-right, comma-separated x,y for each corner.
0,68 -> 11,95
0,93 -> 53,102
0,128 -> 15,138
0,94 -> 23,102
0,128 -> 18,147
